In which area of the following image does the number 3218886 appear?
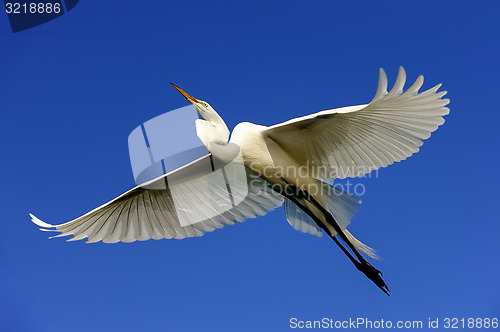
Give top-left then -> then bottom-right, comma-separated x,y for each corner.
5,2 -> 61,14
444,318 -> 498,329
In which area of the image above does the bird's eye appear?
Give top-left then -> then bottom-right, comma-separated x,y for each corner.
204,103 -> 208,108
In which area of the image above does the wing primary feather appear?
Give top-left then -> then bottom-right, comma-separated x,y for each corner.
149,191 -> 176,239
387,66 -> 406,97
123,195 -> 140,242
370,68 -> 388,103
80,203 -> 123,243
54,206 -> 111,239
102,199 -> 129,243
155,191 -> 186,239
29,214 -> 54,228
141,192 -> 165,240
137,194 -> 155,240
403,75 -> 424,96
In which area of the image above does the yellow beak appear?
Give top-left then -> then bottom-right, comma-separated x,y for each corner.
170,83 -> 199,104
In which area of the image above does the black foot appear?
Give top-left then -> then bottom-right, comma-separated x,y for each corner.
357,261 -> 390,296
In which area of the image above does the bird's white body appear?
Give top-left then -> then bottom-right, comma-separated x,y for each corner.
231,122 -> 285,184
230,122 -> 340,236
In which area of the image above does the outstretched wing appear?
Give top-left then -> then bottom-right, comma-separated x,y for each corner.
265,67 -> 450,179
31,155 -> 283,244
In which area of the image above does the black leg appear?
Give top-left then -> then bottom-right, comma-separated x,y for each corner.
276,183 -> 390,295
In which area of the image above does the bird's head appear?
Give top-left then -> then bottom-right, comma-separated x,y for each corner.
171,83 -> 230,151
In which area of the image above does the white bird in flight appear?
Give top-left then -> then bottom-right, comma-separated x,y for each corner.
31,67 -> 449,294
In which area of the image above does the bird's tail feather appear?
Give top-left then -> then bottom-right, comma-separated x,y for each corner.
284,180 -> 379,259
322,182 -> 379,259
344,229 -> 379,260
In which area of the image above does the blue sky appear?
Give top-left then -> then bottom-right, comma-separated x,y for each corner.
1,1 -> 499,331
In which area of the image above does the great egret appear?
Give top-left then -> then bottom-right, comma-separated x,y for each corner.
30,67 -> 449,295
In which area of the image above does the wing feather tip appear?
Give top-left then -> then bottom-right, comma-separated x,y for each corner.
370,68 -> 389,104
29,213 -> 54,229
387,66 -> 407,97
